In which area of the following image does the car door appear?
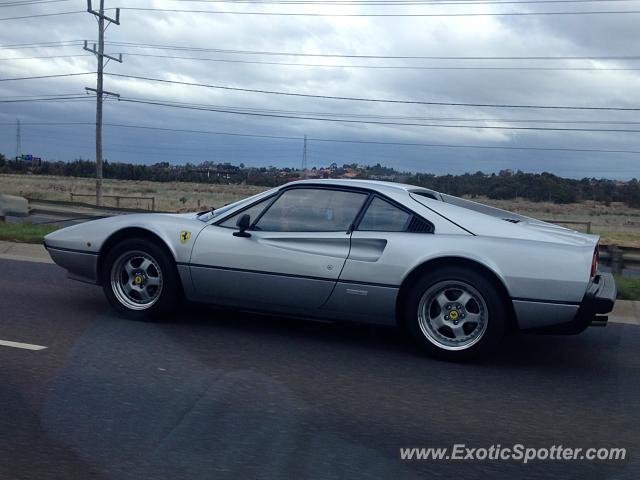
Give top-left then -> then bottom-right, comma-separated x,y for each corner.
343,195 -> 434,283
189,186 -> 368,310
322,195 -> 435,324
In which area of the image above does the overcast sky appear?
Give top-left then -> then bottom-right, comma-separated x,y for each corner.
1,0 -> 639,179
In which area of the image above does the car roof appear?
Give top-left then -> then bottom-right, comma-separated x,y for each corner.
283,178 -> 441,197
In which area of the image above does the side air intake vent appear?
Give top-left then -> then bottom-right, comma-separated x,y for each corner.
408,216 -> 435,233
502,218 -> 521,224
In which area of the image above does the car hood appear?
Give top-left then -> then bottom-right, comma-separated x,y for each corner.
160,212 -> 202,220
44,212 -> 209,259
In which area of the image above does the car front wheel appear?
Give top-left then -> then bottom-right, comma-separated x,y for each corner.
102,239 -> 180,320
404,267 -> 506,360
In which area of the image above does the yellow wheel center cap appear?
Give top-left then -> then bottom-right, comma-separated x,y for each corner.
134,275 -> 143,285
449,310 -> 459,321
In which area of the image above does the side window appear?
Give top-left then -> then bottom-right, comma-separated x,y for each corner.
218,197 -> 273,229
255,188 -> 367,232
358,196 -> 411,232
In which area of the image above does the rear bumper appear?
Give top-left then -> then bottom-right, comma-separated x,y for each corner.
526,273 -> 617,334
582,272 -> 617,315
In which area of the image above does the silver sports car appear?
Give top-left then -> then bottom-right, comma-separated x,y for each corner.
44,179 -> 616,360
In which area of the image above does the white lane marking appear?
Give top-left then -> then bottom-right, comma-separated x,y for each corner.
0,339 -> 47,351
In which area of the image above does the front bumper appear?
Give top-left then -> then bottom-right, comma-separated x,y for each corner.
44,242 -> 100,285
532,273 -> 617,334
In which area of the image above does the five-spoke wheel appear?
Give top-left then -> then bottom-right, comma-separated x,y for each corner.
404,266 -> 506,360
110,251 -> 163,310
418,281 -> 488,351
102,238 -> 180,320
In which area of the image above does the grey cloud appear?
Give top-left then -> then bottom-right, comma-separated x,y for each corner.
1,3 -> 639,178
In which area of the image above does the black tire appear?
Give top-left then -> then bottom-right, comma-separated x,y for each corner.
101,238 -> 181,320
403,266 -> 506,361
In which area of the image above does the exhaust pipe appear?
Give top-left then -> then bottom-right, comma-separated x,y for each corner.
591,315 -> 608,327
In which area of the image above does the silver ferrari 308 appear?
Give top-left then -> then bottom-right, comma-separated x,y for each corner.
44,179 -> 616,360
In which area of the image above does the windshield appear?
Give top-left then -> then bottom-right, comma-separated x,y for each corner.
196,188 -> 278,222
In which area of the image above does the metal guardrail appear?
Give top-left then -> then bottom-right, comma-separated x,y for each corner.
540,220 -> 639,274
600,245 -> 640,275
25,197 -> 167,214
69,193 -> 156,211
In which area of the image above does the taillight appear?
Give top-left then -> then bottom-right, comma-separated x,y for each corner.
591,244 -> 599,277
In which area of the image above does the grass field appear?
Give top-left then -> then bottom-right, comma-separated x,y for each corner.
468,196 -> 640,247
0,221 -> 59,244
0,174 -> 267,212
1,173 -> 638,247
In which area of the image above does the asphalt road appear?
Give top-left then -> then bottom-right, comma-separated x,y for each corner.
0,258 -> 638,480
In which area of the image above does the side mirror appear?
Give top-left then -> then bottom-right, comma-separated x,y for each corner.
233,214 -> 252,237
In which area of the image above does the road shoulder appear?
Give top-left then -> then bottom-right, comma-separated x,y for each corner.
0,241 -> 53,264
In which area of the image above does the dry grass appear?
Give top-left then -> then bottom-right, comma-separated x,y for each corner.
0,174 -> 268,212
1,174 -> 638,247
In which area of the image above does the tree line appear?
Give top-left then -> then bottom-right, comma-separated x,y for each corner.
0,153 -> 638,208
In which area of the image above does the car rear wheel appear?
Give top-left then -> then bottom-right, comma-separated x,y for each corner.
102,239 -> 180,320
404,267 -> 506,360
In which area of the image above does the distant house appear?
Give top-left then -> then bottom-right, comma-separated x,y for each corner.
341,169 -> 360,179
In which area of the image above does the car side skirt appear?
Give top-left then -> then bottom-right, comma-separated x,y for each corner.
322,282 -> 398,326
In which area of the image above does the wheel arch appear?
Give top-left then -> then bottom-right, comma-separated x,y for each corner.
395,256 -> 517,331
97,227 -> 179,285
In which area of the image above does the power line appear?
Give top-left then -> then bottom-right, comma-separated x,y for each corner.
170,0 -> 640,4
116,96 -> 640,132
4,50 -> 640,72
99,95 -> 640,124
0,72 -> 94,81
0,54 -> 93,60
0,96 -> 92,102
0,0 -> 74,5
117,52 -> 640,71
9,39 -> 640,62
106,72 -> 640,111
0,0 -> 75,6
0,40 -> 85,49
0,10 -> 86,21
0,97 -> 96,103
4,93 -> 640,125
3,120 -> 639,154
0,92 -> 84,98
0,121 -> 93,126
5,51 -> 639,70
104,41 -> 640,60
120,6 -> 640,16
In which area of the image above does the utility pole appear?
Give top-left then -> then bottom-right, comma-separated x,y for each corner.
15,119 -> 21,159
85,0 -> 122,206
302,135 -> 308,179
